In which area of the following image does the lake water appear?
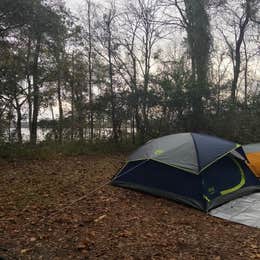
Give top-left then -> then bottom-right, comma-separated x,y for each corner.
6,128 -> 49,142
5,127 -> 133,142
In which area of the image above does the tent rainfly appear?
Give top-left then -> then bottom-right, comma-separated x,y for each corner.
243,143 -> 260,178
111,133 -> 260,212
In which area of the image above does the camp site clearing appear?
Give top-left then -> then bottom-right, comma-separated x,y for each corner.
0,155 -> 259,259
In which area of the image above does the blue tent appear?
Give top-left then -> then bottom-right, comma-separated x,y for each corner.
111,133 -> 260,211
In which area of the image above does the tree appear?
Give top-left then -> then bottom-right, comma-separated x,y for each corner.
79,0 -> 97,141
51,2 -> 70,143
217,1 -> 255,105
24,0 -> 67,144
87,0 -> 94,142
165,0 -> 211,129
94,2 -> 121,142
0,0 -> 32,37
248,0 -> 260,24
0,27 -> 28,143
124,0 -> 167,140
113,3 -> 141,143
0,0 -> 260,145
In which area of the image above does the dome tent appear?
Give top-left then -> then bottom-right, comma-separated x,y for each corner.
243,143 -> 260,178
111,133 -> 260,212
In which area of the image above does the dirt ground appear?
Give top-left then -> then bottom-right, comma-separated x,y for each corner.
0,155 -> 260,260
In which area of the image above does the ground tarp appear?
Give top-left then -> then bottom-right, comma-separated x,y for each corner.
210,193 -> 260,228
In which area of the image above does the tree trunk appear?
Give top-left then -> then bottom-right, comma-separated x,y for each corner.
132,112 -> 135,144
231,9 -> 249,105
78,114 -> 84,141
31,35 -> 41,145
131,51 -> 141,140
231,57 -> 240,105
243,39 -> 248,109
26,37 -> 32,140
183,0 -> 211,129
8,106 -> 12,143
142,23 -> 150,140
107,19 -> 118,143
88,0 -> 94,142
78,89 -> 84,141
57,54 -> 63,144
71,52 -> 75,141
15,99 -> 22,144
50,104 -> 58,141
217,84 -> 221,115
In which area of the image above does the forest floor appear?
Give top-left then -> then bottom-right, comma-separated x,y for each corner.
0,155 -> 260,259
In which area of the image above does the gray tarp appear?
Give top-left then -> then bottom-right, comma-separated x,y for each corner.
210,193 -> 260,228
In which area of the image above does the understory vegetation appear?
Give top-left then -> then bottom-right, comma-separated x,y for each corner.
0,141 -> 138,160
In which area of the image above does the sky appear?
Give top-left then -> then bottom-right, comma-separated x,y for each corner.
65,0 -> 83,12
65,0 -> 112,13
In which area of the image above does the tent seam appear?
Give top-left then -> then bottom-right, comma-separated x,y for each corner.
199,145 -> 241,174
190,133 -> 201,172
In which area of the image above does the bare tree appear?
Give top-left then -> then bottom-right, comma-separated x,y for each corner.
93,1 -> 121,142
126,0 -> 167,139
112,2 -> 141,143
104,4 -> 118,142
248,0 -> 260,24
87,0 -> 94,142
217,1 -> 254,105
81,0 -> 95,141
30,33 -> 42,144
54,40 -> 65,144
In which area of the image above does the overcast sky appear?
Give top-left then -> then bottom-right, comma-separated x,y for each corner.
65,0 -> 84,12
65,0 -> 113,13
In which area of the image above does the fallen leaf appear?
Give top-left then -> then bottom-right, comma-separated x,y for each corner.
77,242 -> 87,250
94,214 -> 107,223
21,248 -> 30,254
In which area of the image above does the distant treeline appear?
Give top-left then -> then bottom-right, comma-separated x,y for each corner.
0,0 -> 260,145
